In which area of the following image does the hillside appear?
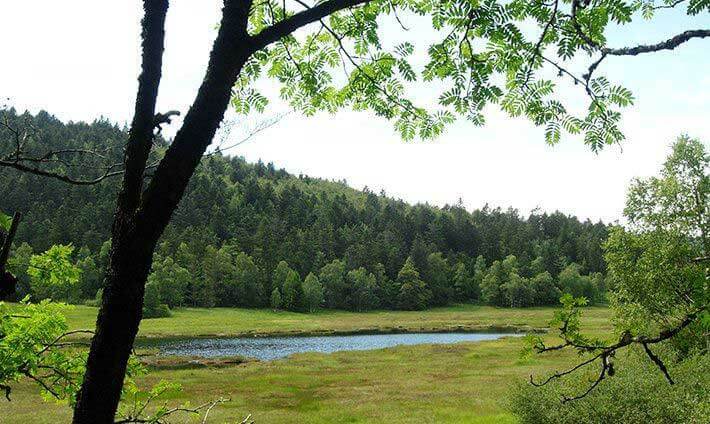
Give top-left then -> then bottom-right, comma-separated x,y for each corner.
1,110 -> 609,310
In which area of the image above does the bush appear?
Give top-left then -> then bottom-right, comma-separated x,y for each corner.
509,350 -> 710,423
143,303 -> 171,319
142,282 -> 171,319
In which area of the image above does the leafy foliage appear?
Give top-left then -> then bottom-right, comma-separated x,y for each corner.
0,212 -> 11,232
302,272 -> 324,312
27,245 -> 81,302
1,299 -> 231,422
146,257 -> 190,309
143,282 -> 172,319
270,287 -> 282,310
510,351 -> 710,423
516,136 -> 709,417
396,257 -> 431,310
282,268 -> 304,311
606,136 -> 708,348
0,299 -> 86,402
232,0 -> 698,148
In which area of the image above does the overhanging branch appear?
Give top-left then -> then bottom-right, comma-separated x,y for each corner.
250,0 -> 370,51
530,303 -> 707,402
0,159 -> 126,185
603,29 -> 710,56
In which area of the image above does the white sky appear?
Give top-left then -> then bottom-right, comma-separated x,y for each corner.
1,1 -> 708,223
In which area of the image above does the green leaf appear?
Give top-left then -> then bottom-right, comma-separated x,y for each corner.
0,212 -> 12,231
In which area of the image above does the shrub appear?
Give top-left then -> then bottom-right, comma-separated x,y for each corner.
509,350 -> 710,424
142,282 -> 171,319
143,303 -> 171,319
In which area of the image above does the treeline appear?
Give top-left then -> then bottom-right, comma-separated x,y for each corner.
143,248 -> 607,313
2,110 -> 609,312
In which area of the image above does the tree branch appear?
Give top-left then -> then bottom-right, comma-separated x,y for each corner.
653,0 -> 686,10
603,29 -> 710,56
0,159 -> 126,185
118,0 -> 170,214
530,303 -> 706,402
250,0 -> 370,51
642,342 -> 674,384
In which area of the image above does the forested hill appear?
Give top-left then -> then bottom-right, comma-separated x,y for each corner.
1,110 -> 609,311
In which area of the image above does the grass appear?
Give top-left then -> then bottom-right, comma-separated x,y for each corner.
3,304 -> 612,423
52,303 -> 611,338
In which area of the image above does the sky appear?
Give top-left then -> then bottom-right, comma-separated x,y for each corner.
0,1 -> 708,223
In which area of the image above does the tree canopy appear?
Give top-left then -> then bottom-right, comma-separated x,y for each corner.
519,136 -> 708,418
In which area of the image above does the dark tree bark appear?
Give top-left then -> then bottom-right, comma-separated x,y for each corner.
72,1 -> 172,421
0,212 -> 21,273
71,0 -> 370,421
0,212 -> 21,300
72,0 -> 257,421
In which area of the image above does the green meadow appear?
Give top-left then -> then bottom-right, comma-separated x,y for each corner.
4,305 -> 611,423
57,303 -> 611,338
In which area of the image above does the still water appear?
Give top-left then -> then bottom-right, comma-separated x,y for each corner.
146,332 -> 519,361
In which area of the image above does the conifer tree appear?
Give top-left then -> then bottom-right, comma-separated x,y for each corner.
396,257 -> 431,311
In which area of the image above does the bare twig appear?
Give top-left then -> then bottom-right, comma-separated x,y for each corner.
210,112 -> 288,156
530,303 -> 707,402
0,109 -> 162,185
114,396 -> 233,424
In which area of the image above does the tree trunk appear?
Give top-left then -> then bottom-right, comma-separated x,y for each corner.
72,1 -> 251,421
70,0 -> 366,418
0,212 -> 21,300
0,212 -> 21,273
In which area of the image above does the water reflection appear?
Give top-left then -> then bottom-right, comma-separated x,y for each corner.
148,332 -> 520,361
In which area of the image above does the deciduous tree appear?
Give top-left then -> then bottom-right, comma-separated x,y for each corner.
302,272 -> 324,312
27,245 -> 81,302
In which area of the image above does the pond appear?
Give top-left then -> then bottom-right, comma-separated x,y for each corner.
144,332 -> 521,361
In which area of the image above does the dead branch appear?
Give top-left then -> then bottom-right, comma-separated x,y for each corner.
529,303 -> 707,402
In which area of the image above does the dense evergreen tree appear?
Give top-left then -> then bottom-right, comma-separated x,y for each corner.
319,259 -> 348,309
271,261 -> 292,295
481,260 -> 506,306
396,258 -> 431,311
142,281 -> 170,319
502,274 -> 535,308
453,262 -> 476,302
530,272 -> 560,306
194,246 -> 228,307
230,252 -> 262,307
425,252 -> 452,306
471,256 -> 487,299
1,111 -> 610,311
76,252 -> 101,301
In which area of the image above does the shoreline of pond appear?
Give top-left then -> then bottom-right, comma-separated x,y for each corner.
136,330 -> 536,362
134,323 -> 547,343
